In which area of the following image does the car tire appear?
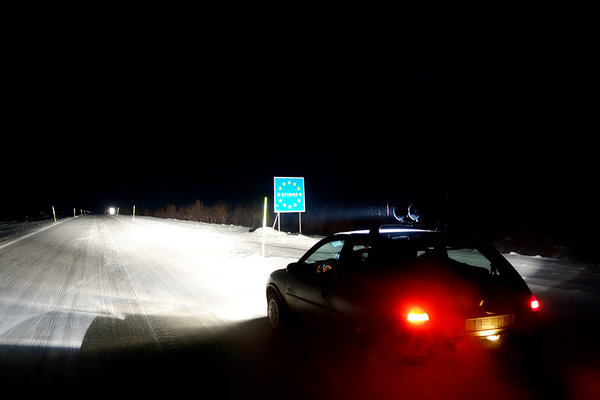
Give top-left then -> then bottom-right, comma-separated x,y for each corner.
267,292 -> 286,331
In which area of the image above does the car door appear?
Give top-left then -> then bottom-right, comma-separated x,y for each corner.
285,237 -> 345,324
330,238 -> 377,326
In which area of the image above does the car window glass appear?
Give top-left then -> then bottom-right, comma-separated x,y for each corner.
302,239 -> 345,278
445,247 -> 498,275
304,240 -> 345,265
350,244 -> 375,265
304,240 -> 344,264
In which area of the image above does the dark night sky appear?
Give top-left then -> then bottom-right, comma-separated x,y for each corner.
4,9 -> 597,249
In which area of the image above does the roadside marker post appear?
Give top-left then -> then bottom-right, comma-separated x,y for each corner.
262,197 -> 267,257
52,206 -> 56,222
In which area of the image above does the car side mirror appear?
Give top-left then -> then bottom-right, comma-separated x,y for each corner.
287,262 -> 300,274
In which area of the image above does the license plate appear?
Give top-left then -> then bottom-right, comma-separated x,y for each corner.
466,314 -> 514,333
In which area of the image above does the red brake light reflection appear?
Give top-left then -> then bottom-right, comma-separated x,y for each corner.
530,296 -> 540,311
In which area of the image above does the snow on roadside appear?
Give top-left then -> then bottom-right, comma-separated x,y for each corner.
0,217 -> 75,249
126,216 -> 320,266
0,220 -> 53,245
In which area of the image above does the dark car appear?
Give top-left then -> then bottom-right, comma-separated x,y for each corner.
266,225 -> 540,360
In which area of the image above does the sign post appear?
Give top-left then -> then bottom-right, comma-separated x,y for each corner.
274,177 -> 305,233
262,196 -> 267,257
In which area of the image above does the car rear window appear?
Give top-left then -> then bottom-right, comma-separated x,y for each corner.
353,236 -> 508,277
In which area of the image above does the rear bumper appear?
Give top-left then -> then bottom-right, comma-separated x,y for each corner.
364,317 -> 540,362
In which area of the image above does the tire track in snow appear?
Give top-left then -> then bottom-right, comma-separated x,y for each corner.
96,217 -> 164,353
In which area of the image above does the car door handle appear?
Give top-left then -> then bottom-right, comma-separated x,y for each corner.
321,290 -> 330,300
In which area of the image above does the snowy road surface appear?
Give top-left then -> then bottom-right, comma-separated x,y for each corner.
0,215 -> 598,399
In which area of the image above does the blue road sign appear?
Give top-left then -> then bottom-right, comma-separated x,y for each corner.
274,177 -> 305,213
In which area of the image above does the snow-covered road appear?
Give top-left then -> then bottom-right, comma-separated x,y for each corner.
0,215 -> 316,351
0,215 -> 598,399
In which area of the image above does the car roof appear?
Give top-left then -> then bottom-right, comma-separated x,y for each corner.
337,224 -> 435,239
336,225 -> 491,245
330,226 -> 498,257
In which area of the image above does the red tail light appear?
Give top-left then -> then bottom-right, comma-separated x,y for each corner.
530,295 -> 540,311
407,307 -> 429,323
